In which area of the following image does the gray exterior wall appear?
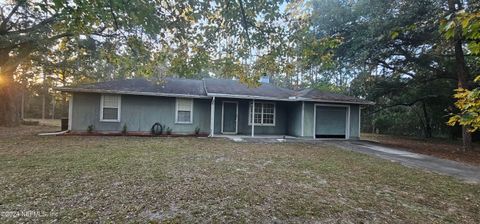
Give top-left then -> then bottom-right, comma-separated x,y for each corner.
287,102 -> 303,137
303,102 -> 315,137
213,98 -> 288,135
349,104 -> 360,140
70,93 -> 362,138
71,93 -> 210,134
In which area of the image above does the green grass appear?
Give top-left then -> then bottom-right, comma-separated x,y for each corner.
0,126 -> 479,223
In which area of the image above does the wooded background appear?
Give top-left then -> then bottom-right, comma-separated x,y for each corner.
1,0 -> 479,149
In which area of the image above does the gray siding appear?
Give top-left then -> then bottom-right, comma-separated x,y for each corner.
349,104 -> 360,140
303,102 -> 315,137
287,102 -> 303,137
71,93 -> 210,134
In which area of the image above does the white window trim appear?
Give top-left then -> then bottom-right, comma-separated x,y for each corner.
175,98 -> 194,124
248,102 -> 276,127
313,104 -> 350,140
100,94 -> 121,122
221,101 -> 239,134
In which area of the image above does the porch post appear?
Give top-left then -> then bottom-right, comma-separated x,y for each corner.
210,96 -> 215,137
358,106 -> 362,139
251,99 -> 255,137
68,94 -> 73,131
301,101 -> 305,137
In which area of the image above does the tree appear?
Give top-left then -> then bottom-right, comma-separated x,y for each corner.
0,0 -> 292,126
301,0 -> 480,148
444,8 -> 480,147
0,0 -> 189,125
444,0 -> 473,150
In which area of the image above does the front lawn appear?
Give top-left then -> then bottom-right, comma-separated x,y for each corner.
1,126 -> 479,223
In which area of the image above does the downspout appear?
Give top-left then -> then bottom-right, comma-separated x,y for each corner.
358,106 -> 362,139
251,99 -> 255,137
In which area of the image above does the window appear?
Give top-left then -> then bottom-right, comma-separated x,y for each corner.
248,102 -> 275,126
100,94 -> 121,122
176,98 -> 193,123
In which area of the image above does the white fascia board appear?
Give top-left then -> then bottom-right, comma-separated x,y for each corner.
297,98 -> 375,105
207,93 -> 292,101
56,88 -> 211,99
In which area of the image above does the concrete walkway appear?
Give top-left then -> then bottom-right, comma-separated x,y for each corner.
330,141 -> 480,184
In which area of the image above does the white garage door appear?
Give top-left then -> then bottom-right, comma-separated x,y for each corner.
315,105 -> 348,139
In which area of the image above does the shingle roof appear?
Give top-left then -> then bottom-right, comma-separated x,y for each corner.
57,78 -> 373,105
295,89 -> 372,104
56,78 -> 207,97
204,78 -> 296,99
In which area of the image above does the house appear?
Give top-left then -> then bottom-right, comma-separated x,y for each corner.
57,77 -> 373,139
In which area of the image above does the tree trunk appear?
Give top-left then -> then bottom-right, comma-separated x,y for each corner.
52,94 -> 56,120
21,91 -> 25,120
42,93 -> 46,120
42,73 -> 47,120
422,101 -> 432,138
448,0 -> 472,151
0,73 -> 21,126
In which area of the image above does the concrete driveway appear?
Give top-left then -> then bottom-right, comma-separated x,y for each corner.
330,141 -> 480,184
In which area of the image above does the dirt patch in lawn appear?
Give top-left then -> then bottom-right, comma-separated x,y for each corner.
0,127 -> 479,223
0,125 -> 59,139
362,133 -> 480,166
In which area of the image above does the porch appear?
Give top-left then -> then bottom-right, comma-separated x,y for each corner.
209,97 -> 295,137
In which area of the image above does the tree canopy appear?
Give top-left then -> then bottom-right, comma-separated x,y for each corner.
1,0 -> 480,149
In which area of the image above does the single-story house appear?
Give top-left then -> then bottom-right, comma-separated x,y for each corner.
57,77 -> 373,139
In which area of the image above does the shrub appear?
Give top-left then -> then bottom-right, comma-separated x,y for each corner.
195,127 -> 201,135
87,125 -> 94,133
122,124 -> 128,135
166,127 -> 172,135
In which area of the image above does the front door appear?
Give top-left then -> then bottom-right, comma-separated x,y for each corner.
222,102 -> 238,134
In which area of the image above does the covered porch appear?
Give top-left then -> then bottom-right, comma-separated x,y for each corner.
209,97 -> 295,137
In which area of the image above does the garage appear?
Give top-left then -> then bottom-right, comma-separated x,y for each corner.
314,105 -> 350,139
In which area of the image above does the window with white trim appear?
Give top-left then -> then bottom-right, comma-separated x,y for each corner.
100,94 -> 121,122
248,102 -> 275,126
176,98 -> 193,123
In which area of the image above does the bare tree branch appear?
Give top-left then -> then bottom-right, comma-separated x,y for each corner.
3,14 -> 57,35
367,95 -> 440,115
376,59 -> 416,78
0,0 -> 24,33
109,0 -> 119,31
238,0 -> 251,46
